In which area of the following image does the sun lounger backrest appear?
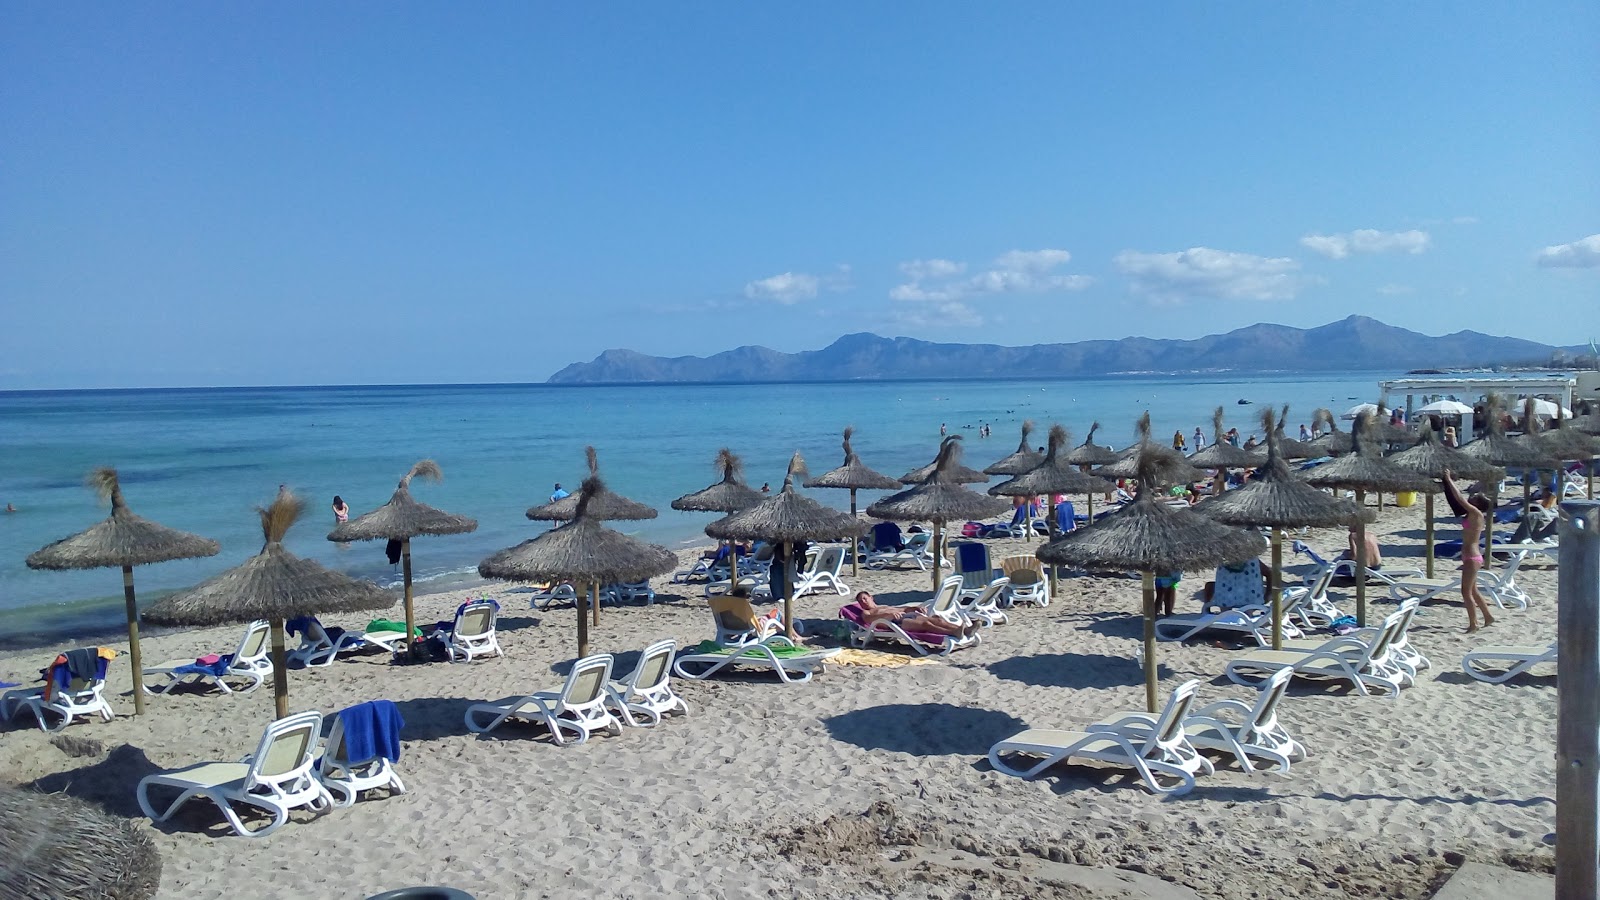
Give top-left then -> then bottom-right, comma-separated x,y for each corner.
237,621 -> 271,662
967,577 -> 1009,609
817,546 -> 844,576
709,596 -> 759,632
1253,668 -> 1293,733
998,555 -> 1042,587
457,603 -> 496,638
564,655 -> 614,706
633,640 -> 674,692
1149,680 -> 1201,751
251,711 -> 322,781
927,576 -> 964,618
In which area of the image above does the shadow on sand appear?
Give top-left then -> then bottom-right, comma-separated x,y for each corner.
825,703 -> 1026,756
988,652 -> 1153,690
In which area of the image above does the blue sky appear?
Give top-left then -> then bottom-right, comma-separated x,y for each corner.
2,3 -> 1596,389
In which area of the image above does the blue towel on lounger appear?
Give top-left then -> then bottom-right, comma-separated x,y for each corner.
172,654 -> 234,678
336,699 -> 404,763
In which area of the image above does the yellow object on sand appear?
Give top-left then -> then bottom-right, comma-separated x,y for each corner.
829,648 -> 937,668
1396,491 -> 1417,508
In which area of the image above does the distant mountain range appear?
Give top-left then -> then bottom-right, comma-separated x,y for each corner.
547,316 -> 1570,384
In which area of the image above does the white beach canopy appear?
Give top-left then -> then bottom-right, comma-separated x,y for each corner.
1341,403 -> 1380,421
1416,399 -> 1473,416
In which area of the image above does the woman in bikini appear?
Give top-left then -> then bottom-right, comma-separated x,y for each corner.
855,591 -> 976,638
1441,470 -> 1495,632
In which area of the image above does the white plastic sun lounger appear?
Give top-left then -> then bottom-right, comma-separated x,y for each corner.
1274,600 -> 1428,680
143,620 -> 272,695
1224,604 -> 1412,698
1,650 -> 115,732
316,700 -> 406,808
1384,552 -> 1530,610
957,577 -> 1009,627
1462,642 -> 1557,684
137,710 -> 333,838
841,576 -> 979,657
672,637 -> 840,684
445,600 -> 503,662
997,555 -> 1049,608
989,680 -> 1209,795
793,545 -> 849,598
464,653 -> 621,745
1181,668 -> 1305,774
605,639 -> 688,727
286,617 -> 367,668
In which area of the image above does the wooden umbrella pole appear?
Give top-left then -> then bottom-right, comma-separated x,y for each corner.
577,583 -> 591,658
122,566 -> 145,715
1141,571 -> 1157,714
784,542 -> 797,640
1425,492 -> 1436,579
931,523 -> 943,595
593,580 -> 601,626
1213,471 -> 1225,497
270,618 -> 289,720
1354,519 -> 1369,627
1270,527 -> 1284,651
1046,498 -> 1059,598
401,537 -> 418,660
849,489 -> 859,577
1085,491 -> 1095,526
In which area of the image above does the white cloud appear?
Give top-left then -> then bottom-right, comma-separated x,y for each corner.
1536,234 -> 1600,268
1299,229 -> 1431,259
891,248 -> 1091,303
1376,283 -> 1414,296
888,301 -> 983,328
742,264 -> 853,304
1114,247 -> 1305,302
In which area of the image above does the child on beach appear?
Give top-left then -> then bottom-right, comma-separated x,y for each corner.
1154,572 -> 1180,616
1441,470 -> 1495,632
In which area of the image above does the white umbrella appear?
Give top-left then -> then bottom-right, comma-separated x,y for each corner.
1524,398 -> 1573,418
1417,399 -> 1473,415
1341,403 -> 1379,421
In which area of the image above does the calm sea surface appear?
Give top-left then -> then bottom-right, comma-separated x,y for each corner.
0,372 -> 1395,645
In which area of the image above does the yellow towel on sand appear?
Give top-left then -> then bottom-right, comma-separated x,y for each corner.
829,648 -> 937,668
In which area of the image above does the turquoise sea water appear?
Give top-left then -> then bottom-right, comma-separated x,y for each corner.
0,372 -> 1396,645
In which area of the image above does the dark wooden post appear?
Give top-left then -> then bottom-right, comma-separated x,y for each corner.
1557,500 -> 1599,899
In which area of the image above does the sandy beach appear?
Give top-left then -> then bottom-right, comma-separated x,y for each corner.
0,500 -> 1559,899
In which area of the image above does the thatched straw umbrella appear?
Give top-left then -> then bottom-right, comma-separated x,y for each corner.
804,427 -> 903,576
1188,407 -> 1266,496
869,437 -> 1012,593
526,447 -> 658,523
707,453 -> 867,639
899,444 -> 990,485
327,460 -> 477,659
1538,411 -> 1600,499
1305,408 -> 1353,457
1037,453 -> 1266,712
1096,413 -> 1204,485
26,468 -> 220,715
479,477 -> 676,657
1194,410 -> 1365,647
1300,413 -> 1437,625
1387,421 -> 1504,578
983,420 -> 1045,476
525,448 -> 658,627
990,425 -> 1115,593
1063,422 -> 1119,524
672,448 -> 765,589
147,489 -> 394,719
0,785 -> 161,900
1459,395 -> 1560,525
1272,405 -> 1321,461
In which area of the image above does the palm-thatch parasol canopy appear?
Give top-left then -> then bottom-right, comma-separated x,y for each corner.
803,427 -> 903,491
147,489 -> 394,719
671,448 -> 765,513
1386,419 -> 1507,578
328,460 -> 478,541
1272,405 -> 1322,460
1195,410 -> 1366,644
1458,395 -> 1560,472
0,785 -> 162,900
1095,414 -> 1205,484
26,467 -> 220,715
898,442 -> 991,485
1301,413 -> 1441,496
1062,422 -> 1118,466
1037,454 -> 1266,712
480,476 -> 677,657
1304,408 -> 1354,456
1187,407 -> 1267,470
525,448 -> 658,521
1534,421 -> 1600,461
983,420 -> 1046,476
328,459 -> 478,659
706,453 -> 867,638
989,426 -> 1115,498
871,437 -> 1013,591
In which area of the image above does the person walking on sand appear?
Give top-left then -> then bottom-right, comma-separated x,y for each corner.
1442,470 -> 1495,632
332,495 -> 349,524
1193,427 -> 1205,451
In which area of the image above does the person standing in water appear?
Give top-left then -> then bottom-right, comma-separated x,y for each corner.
1192,427 -> 1205,451
1442,470 -> 1495,632
1172,430 -> 1186,452
332,495 -> 349,524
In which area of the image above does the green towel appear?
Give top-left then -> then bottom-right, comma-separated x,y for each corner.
695,640 -> 813,659
367,619 -> 421,637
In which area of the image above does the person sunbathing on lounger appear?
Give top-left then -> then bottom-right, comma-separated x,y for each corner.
855,591 -> 977,638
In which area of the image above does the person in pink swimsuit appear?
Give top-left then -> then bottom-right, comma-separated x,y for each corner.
1442,471 -> 1495,632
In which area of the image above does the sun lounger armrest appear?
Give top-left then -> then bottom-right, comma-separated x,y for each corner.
1189,698 -> 1252,720
1088,712 -> 1158,733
